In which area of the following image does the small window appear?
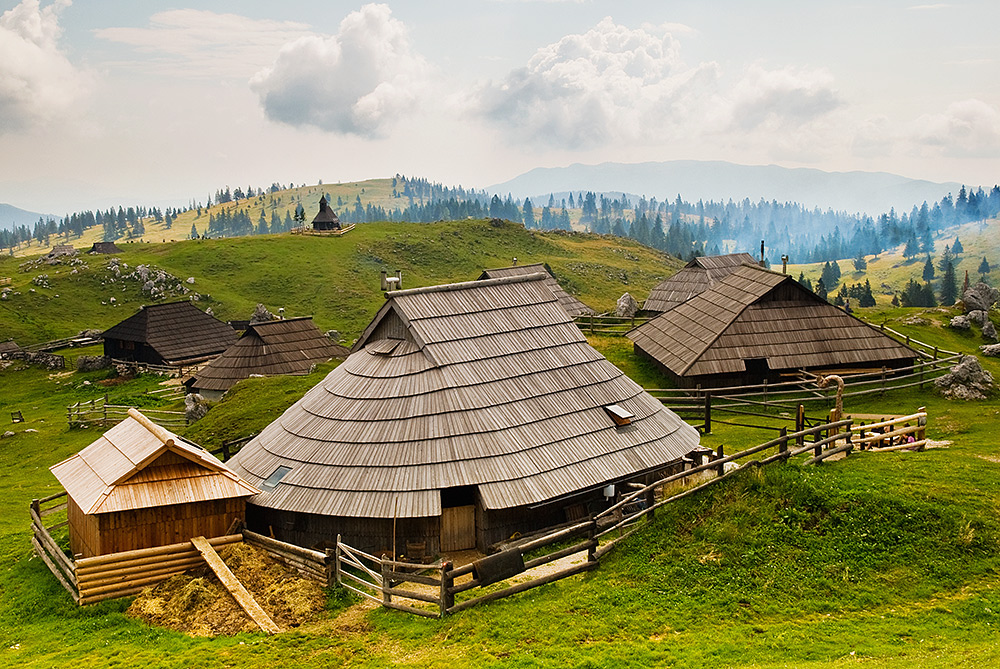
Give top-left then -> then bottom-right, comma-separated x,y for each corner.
260,465 -> 292,491
604,404 -> 634,426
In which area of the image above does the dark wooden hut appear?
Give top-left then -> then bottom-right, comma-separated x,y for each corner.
628,264 -> 917,388
0,339 -> 20,358
479,263 -> 595,317
49,409 -> 259,558
643,253 -> 758,313
101,301 -> 237,367
311,196 -> 342,231
88,241 -> 123,254
188,317 -> 350,400
228,274 -> 700,556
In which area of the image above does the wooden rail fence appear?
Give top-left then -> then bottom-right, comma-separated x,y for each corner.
67,394 -> 187,429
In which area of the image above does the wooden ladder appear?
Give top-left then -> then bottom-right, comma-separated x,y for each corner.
190,536 -> 281,634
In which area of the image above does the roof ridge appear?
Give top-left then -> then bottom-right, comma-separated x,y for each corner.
386,272 -> 548,299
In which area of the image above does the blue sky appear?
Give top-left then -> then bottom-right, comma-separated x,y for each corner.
0,0 -> 997,212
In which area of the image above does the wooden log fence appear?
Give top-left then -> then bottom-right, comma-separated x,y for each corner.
209,434 -> 258,462
574,314 -> 651,335
242,529 -> 331,584
67,394 -> 187,429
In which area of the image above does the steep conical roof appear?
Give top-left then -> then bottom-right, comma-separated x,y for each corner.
228,274 -> 699,519
310,196 -> 341,230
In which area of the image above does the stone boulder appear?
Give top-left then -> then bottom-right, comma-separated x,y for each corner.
985,321 -> 998,342
615,292 -> 639,318
249,303 -> 276,324
980,344 -> 1000,357
76,355 -> 110,372
963,282 -> 999,313
949,315 -> 971,330
185,393 -> 210,423
934,355 -> 994,400
968,310 -> 990,327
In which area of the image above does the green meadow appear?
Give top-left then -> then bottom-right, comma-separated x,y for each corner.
1,221 -> 999,667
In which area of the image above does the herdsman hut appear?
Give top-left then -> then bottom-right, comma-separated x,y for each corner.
188,317 -> 350,400
49,408 -> 259,558
479,263 -> 595,317
101,301 -> 237,368
629,263 -> 917,388
311,196 -> 342,231
228,274 -> 701,556
643,253 -> 759,313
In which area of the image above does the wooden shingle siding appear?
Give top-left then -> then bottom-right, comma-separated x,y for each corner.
629,264 -> 917,386
228,274 -> 700,548
192,317 -> 348,393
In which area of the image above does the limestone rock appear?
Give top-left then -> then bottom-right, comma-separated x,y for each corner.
949,315 -> 971,329
968,310 -> 990,327
615,292 -> 639,318
984,321 -> 998,342
249,304 -> 276,324
934,355 -> 994,400
185,393 -> 210,422
963,282 -> 999,313
980,344 -> 1000,357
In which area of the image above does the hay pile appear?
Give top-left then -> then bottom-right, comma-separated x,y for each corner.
128,542 -> 326,636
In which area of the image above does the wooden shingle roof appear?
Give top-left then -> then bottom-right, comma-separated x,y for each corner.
643,253 -> 758,312
479,263 -> 594,317
191,317 -> 349,393
311,196 -> 341,230
227,274 -> 699,519
102,301 -> 237,365
629,264 -> 917,378
50,409 -> 259,515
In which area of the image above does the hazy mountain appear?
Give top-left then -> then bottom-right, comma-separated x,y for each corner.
487,161 -> 964,217
0,203 -> 53,230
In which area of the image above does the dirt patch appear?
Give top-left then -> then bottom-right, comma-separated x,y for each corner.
127,542 -> 326,636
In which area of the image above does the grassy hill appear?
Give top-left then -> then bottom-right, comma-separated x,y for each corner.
3,217 -> 1000,666
0,219 -> 679,346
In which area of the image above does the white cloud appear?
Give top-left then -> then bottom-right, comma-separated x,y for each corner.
726,64 -> 843,131
0,0 -> 90,134
95,10 -> 311,79
472,17 -> 720,148
250,3 -> 429,138
911,99 -> 1000,158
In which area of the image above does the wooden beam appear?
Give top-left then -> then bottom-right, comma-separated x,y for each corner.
190,536 -> 281,635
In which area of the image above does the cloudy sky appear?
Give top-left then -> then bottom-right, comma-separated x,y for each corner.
0,0 -> 997,213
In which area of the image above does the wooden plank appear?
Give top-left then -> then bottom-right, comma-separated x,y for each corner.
448,560 -> 597,614
76,534 -> 242,569
190,536 -> 281,634
31,537 -> 78,602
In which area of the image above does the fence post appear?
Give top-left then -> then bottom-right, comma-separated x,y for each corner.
381,558 -> 392,607
440,560 -> 454,617
715,445 -> 724,477
221,441 -> 230,462
645,472 -> 656,519
880,366 -> 886,395
587,520 -> 597,563
779,426 -> 788,459
589,315 -> 594,335
933,346 -> 938,360
703,393 -> 712,434
916,407 -> 927,452
763,378 -> 768,405
335,534 -> 342,586
325,548 -> 335,588
796,404 -> 805,447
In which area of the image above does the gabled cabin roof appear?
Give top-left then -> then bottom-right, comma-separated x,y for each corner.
89,242 -> 122,254
478,263 -> 594,317
101,301 -> 237,364
191,317 -> 349,393
0,339 -> 19,354
629,264 -> 917,379
228,274 -> 699,519
50,409 -> 259,515
643,253 -> 758,313
311,196 -> 341,229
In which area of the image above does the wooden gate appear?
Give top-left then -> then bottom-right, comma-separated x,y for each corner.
441,505 -> 475,551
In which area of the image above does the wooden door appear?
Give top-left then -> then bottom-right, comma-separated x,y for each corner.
440,505 -> 475,552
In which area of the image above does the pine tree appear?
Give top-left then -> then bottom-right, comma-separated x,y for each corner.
522,198 -> 535,228
952,236 -> 963,254
940,256 -> 957,305
853,252 -> 867,271
190,223 -> 198,239
815,277 -> 828,301
922,255 -> 935,281
979,257 -> 990,276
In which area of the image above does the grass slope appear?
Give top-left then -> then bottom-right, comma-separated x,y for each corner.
0,219 -> 680,346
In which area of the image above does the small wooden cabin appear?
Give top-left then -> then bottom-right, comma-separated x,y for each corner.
89,241 -> 123,254
101,301 -> 237,367
49,409 -> 259,558
188,317 -> 350,400
628,264 -> 918,388
311,196 -> 342,231
478,263 -> 595,317
228,274 -> 701,556
643,253 -> 758,313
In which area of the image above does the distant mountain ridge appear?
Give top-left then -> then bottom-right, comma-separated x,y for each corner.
487,161 -> 965,217
0,203 -> 52,230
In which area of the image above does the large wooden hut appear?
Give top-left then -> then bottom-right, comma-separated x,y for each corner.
643,253 -> 758,313
311,196 -> 342,231
479,263 -> 595,317
89,241 -> 123,254
228,274 -> 700,555
101,301 -> 237,367
49,409 -> 259,558
628,263 -> 917,388
188,317 -> 350,400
